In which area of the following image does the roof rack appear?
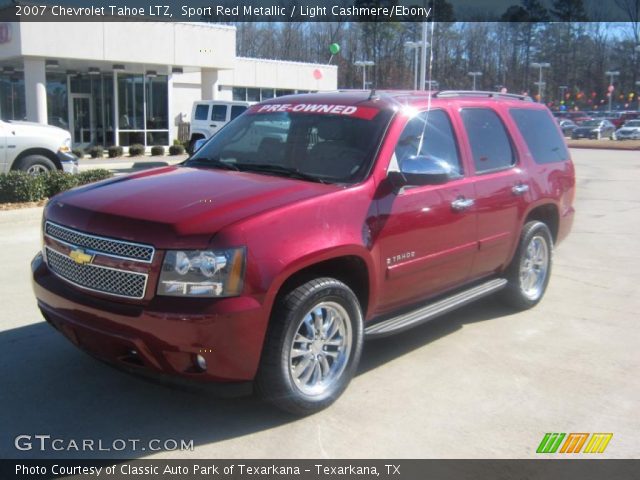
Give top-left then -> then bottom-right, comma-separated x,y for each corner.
433,90 -> 533,102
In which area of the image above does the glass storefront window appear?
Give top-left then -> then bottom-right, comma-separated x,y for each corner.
146,75 -> 168,130
247,88 -> 260,102
118,74 -> 145,131
0,73 -> 26,121
46,73 -> 68,129
232,87 -> 246,101
261,88 -> 275,99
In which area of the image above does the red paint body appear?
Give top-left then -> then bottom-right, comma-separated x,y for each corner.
32,92 -> 575,385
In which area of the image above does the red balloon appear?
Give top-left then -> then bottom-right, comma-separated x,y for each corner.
313,69 -> 323,80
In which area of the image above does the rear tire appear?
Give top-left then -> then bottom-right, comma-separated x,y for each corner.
14,155 -> 57,174
500,221 -> 553,310
255,278 -> 363,415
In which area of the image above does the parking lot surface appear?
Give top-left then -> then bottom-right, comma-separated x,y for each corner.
1,149 -> 638,459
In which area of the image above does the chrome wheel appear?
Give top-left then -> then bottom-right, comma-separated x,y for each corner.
519,235 -> 549,301
26,164 -> 50,175
289,301 -> 352,396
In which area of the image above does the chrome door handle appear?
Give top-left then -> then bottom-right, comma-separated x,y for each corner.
451,197 -> 475,211
512,184 -> 529,195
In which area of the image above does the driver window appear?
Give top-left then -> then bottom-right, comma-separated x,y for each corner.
393,110 -> 463,176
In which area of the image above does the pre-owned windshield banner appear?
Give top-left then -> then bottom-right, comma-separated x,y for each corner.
248,103 -> 380,120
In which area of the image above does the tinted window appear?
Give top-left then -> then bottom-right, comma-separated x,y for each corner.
211,105 -> 227,122
194,104 -> 209,121
394,110 -> 462,175
510,109 -> 569,164
230,105 -> 247,120
461,108 -> 515,173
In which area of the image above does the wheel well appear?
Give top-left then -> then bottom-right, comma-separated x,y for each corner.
525,204 -> 559,243
277,256 -> 370,317
189,133 -> 205,142
12,148 -> 61,171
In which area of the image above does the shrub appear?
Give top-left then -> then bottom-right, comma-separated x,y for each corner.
72,148 -> 84,159
169,145 -> 185,155
0,169 -> 114,204
107,146 -> 124,158
77,169 -> 113,185
0,172 -> 47,203
45,171 -> 78,198
128,144 -> 145,157
150,145 -> 165,156
173,138 -> 182,146
86,145 -> 104,159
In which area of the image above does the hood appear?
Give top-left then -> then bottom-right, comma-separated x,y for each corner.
619,127 -> 640,132
46,166 -> 338,248
5,120 -> 69,137
574,126 -> 599,132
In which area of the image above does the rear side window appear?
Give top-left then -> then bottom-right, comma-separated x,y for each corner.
461,108 -> 516,173
510,108 -> 569,164
230,105 -> 247,121
211,105 -> 227,122
194,105 -> 209,121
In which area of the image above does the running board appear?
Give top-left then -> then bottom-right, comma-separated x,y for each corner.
365,278 -> 508,338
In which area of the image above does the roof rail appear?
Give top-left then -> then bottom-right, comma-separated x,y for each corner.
433,90 -> 533,102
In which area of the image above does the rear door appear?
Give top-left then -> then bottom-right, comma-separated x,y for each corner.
375,109 -> 477,312
457,107 -> 529,278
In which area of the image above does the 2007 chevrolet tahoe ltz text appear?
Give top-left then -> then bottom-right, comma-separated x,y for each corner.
32,90 -> 575,414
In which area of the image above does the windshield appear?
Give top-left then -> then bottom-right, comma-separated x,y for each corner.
581,120 -> 601,127
186,104 -> 392,184
624,120 -> 640,127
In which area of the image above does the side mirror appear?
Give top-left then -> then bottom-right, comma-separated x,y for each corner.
193,138 -> 207,153
388,155 -> 453,191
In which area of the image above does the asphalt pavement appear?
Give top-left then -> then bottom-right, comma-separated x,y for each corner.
0,149 -> 638,459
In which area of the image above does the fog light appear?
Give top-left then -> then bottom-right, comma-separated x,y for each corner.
195,354 -> 207,371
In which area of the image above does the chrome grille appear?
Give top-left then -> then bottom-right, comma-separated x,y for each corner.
45,222 -> 154,263
45,247 -> 147,299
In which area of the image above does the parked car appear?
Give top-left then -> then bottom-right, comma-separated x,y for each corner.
604,111 -> 639,129
557,118 -> 578,137
0,119 -> 78,174
564,111 -> 591,124
571,119 -> 616,140
32,90 -> 575,414
188,100 -> 251,153
615,119 -> 640,140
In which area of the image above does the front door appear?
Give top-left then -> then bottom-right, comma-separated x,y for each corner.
70,94 -> 94,147
375,110 -> 477,313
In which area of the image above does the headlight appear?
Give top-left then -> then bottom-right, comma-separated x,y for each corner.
157,247 -> 246,297
59,138 -> 72,153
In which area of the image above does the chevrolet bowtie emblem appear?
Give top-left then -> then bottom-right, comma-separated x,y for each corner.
69,248 -> 94,265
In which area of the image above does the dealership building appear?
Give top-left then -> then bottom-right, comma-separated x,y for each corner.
0,21 -> 337,147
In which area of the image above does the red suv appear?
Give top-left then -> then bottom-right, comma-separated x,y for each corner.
32,91 -> 575,414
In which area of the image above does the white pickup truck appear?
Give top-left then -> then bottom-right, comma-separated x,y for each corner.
188,101 -> 250,153
0,119 -> 78,174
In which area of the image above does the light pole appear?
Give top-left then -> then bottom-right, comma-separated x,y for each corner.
404,41 -> 422,90
559,85 -> 568,107
468,71 -> 482,91
531,62 -> 550,103
605,70 -> 620,112
636,80 -> 640,112
354,60 -> 375,90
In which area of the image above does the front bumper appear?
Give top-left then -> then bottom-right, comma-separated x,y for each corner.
58,151 -> 79,174
31,252 -> 267,389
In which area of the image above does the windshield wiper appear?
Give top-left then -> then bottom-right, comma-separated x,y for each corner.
235,163 -> 327,184
186,157 -> 240,171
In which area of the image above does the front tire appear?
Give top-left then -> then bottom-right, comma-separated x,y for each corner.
14,154 -> 57,174
256,278 -> 363,415
500,221 -> 553,310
